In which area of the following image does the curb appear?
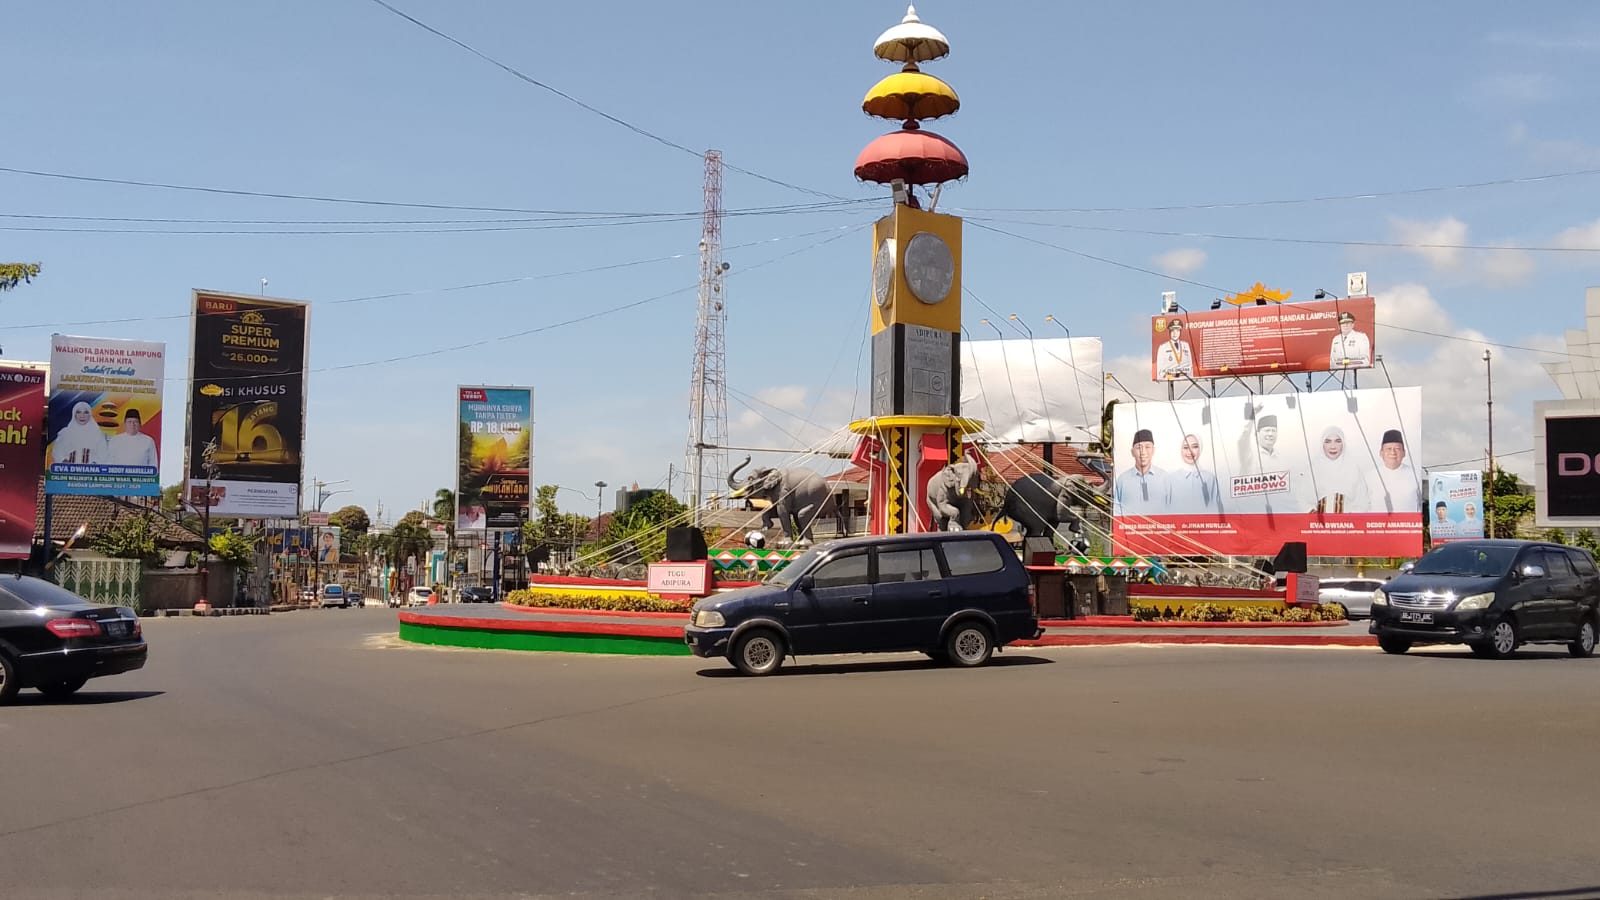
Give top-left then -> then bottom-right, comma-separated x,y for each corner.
144,607 -> 272,618
1019,634 -> 1376,648
1041,617 -> 1350,629
500,604 -> 691,620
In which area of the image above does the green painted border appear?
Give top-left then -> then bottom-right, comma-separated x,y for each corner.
398,621 -> 692,656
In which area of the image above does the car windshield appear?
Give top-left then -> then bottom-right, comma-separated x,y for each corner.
1410,544 -> 1518,577
324,586 -> 342,594
0,576 -> 88,608
765,545 -> 828,586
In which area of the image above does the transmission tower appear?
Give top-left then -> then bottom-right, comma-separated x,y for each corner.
685,150 -> 729,524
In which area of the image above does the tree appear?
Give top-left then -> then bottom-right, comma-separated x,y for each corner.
1483,467 -> 1534,539
522,484 -> 591,556
209,528 -> 257,568
432,489 -> 455,525
328,505 -> 371,535
600,491 -> 690,565
1543,528 -> 1569,545
90,514 -> 162,563
398,510 -> 426,529
1573,529 -> 1599,555
0,262 -> 40,293
387,522 -> 434,577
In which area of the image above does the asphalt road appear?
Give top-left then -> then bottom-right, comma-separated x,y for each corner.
3,610 -> 1599,900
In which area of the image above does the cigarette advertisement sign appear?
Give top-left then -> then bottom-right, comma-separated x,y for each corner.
456,386 -> 532,531
0,365 -> 47,558
186,290 -> 308,518
1535,405 -> 1600,527
1427,471 -> 1485,543
46,335 -> 165,497
1111,387 -> 1424,557
1150,297 -> 1376,381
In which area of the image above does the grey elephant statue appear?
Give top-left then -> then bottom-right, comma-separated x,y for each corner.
1002,472 -> 1107,542
926,457 -> 981,532
728,457 -> 840,545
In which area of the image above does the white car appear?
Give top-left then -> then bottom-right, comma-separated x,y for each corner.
319,584 -> 353,609
407,586 -> 435,607
1317,577 -> 1387,619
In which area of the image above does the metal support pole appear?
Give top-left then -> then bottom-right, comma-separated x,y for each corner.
1485,349 -> 1495,537
492,530 -> 503,601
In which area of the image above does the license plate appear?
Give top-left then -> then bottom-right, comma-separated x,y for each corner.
106,621 -> 131,638
1400,611 -> 1434,624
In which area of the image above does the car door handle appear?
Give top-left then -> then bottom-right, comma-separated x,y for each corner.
927,590 -> 945,598
853,597 -> 870,604
773,601 -> 790,610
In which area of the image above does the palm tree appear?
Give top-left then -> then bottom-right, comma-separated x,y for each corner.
432,489 -> 455,526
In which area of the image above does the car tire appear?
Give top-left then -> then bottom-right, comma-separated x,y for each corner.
731,629 -> 785,677
1484,617 -> 1520,660
1569,617 -> 1598,659
1378,634 -> 1412,655
0,652 -> 17,704
37,677 -> 88,698
945,621 -> 994,668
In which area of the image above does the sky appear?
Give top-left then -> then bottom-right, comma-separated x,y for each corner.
4,1 -> 1600,523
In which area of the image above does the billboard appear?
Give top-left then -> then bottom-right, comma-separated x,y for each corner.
1534,402 -> 1600,527
185,291 -> 308,518
315,526 -> 341,564
46,335 -> 165,497
0,365 -> 47,558
1111,387 -> 1423,556
1150,297 -> 1376,381
961,337 -> 1102,443
1428,471 -> 1485,543
456,386 -> 532,530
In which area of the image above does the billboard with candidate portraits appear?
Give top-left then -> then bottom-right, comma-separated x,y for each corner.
1111,387 -> 1423,556
1427,471 -> 1485,544
46,335 -> 165,497
1150,297 -> 1376,381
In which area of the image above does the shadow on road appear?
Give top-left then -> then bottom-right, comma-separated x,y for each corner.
695,654 -> 1055,678
10,690 -> 166,706
1446,886 -> 1600,900
1407,649 -> 1591,663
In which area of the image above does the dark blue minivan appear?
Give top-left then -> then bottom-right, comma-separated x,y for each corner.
685,531 -> 1041,675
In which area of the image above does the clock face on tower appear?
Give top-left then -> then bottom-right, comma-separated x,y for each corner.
904,232 -> 954,304
873,238 -> 895,308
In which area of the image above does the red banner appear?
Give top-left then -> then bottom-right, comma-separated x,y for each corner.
1150,297 -> 1376,381
1115,513 -> 1423,557
0,366 -> 48,558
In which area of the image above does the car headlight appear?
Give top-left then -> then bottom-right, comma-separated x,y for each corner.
693,609 -> 726,628
1371,589 -> 1388,607
1455,592 -> 1494,611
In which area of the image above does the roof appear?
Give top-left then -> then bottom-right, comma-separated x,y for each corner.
31,479 -> 205,548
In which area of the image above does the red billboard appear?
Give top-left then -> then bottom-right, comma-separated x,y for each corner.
0,365 -> 48,558
1111,388 -> 1423,557
1150,297 -> 1376,381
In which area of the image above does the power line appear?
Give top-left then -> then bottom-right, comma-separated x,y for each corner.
363,0 -> 851,202
957,166 -> 1600,214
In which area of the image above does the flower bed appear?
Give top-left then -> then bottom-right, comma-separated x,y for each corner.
1131,601 -> 1347,623
504,589 -> 691,613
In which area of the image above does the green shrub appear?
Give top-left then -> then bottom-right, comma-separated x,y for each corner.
1315,601 -> 1348,621
1130,604 -> 1162,621
1281,606 -> 1315,623
1179,602 -> 1232,622
503,589 -> 690,613
1227,605 -> 1281,622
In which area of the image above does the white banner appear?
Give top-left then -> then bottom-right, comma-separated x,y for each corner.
960,336 -> 1102,443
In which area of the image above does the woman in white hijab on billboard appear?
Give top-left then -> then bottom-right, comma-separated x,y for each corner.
52,401 -> 107,467
1310,425 -> 1370,514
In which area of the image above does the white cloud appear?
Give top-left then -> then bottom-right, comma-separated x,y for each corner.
1555,219 -> 1600,250
1389,216 -> 1470,271
1508,122 -> 1600,166
1153,248 -> 1207,276
1481,247 -> 1536,286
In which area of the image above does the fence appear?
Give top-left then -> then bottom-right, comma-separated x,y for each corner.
53,555 -> 144,613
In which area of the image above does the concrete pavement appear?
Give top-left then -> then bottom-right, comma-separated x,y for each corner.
2,608 -> 1598,899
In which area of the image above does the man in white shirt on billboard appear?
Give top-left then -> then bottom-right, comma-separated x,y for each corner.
1329,311 -> 1371,369
105,408 -> 158,469
1154,319 -> 1194,381
1372,429 -> 1422,514
1169,433 -> 1222,514
1114,428 -> 1169,516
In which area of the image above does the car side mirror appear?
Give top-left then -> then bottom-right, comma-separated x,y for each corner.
1399,562 -> 1415,575
1520,564 -> 1546,580
796,575 -> 815,592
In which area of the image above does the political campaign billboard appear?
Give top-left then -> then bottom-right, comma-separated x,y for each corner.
46,335 -> 165,497
456,386 -> 532,531
185,290 -> 308,518
1111,387 -> 1423,556
1150,297 -> 1376,381
1427,471 -> 1485,544
1535,402 -> 1600,527
961,336 -> 1102,443
0,365 -> 47,558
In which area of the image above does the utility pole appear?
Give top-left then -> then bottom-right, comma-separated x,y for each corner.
1485,349 -> 1495,537
685,150 -> 729,526
594,481 -> 607,543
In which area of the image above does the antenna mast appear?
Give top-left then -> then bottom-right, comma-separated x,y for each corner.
686,150 -> 729,525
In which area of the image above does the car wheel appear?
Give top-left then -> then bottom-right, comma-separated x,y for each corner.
0,652 -> 17,704
945,622 -> 994,668
37,677 -> 88,698
730,629 -> 784,677
1378,634 -> 1411,655
1569,618 -> 1598,659
1484,617 -> 1519,660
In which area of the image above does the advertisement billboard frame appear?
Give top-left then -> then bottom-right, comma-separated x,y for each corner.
1150,297 -> 1377,382
1427,470 -> 1486,544
1535,400 -> 1600,528
455,385 -> 533,533
0,364 -> 48,559
45,334 -> 166,497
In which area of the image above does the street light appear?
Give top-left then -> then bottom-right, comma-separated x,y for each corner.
1314,289 -> 1343,300
594,481 -> 608,542
195,438 -> 220,611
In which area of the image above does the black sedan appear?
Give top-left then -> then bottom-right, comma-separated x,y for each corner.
0,575 -> 148,702
460,586 -> 496,603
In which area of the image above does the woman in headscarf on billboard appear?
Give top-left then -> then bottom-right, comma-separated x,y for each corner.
51,401 -> 107,467
1310,425 -> 1370,514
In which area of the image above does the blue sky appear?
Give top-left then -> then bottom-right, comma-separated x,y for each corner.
4,1 -> 1600,521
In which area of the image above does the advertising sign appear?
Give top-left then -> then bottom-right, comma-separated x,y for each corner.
1150,297 -> 1376,381
1111,387 -> 1424,556
1427,470 -> 1485,543
185,290 -> 308,518
0,365 -> 47,558
46,335 -> 165,496
961,336 -> 1103,443
647,561 -> 713,597
1535,404 -> 1600,526
456,386 -> 532,530
314,526 -> 341,564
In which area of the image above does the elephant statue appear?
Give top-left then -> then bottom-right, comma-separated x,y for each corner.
728,457 -> 840,545
926,457 -> 981,532
1002,472 -> 1107,542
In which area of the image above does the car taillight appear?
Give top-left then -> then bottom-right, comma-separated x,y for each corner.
1028,583 -> 1038,614
46,617 -> 103,638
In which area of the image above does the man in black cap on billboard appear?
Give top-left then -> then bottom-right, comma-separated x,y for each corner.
1372,429 -> 1421,514
1114,427 -> 1169,516
1329,310 -> 1371,369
